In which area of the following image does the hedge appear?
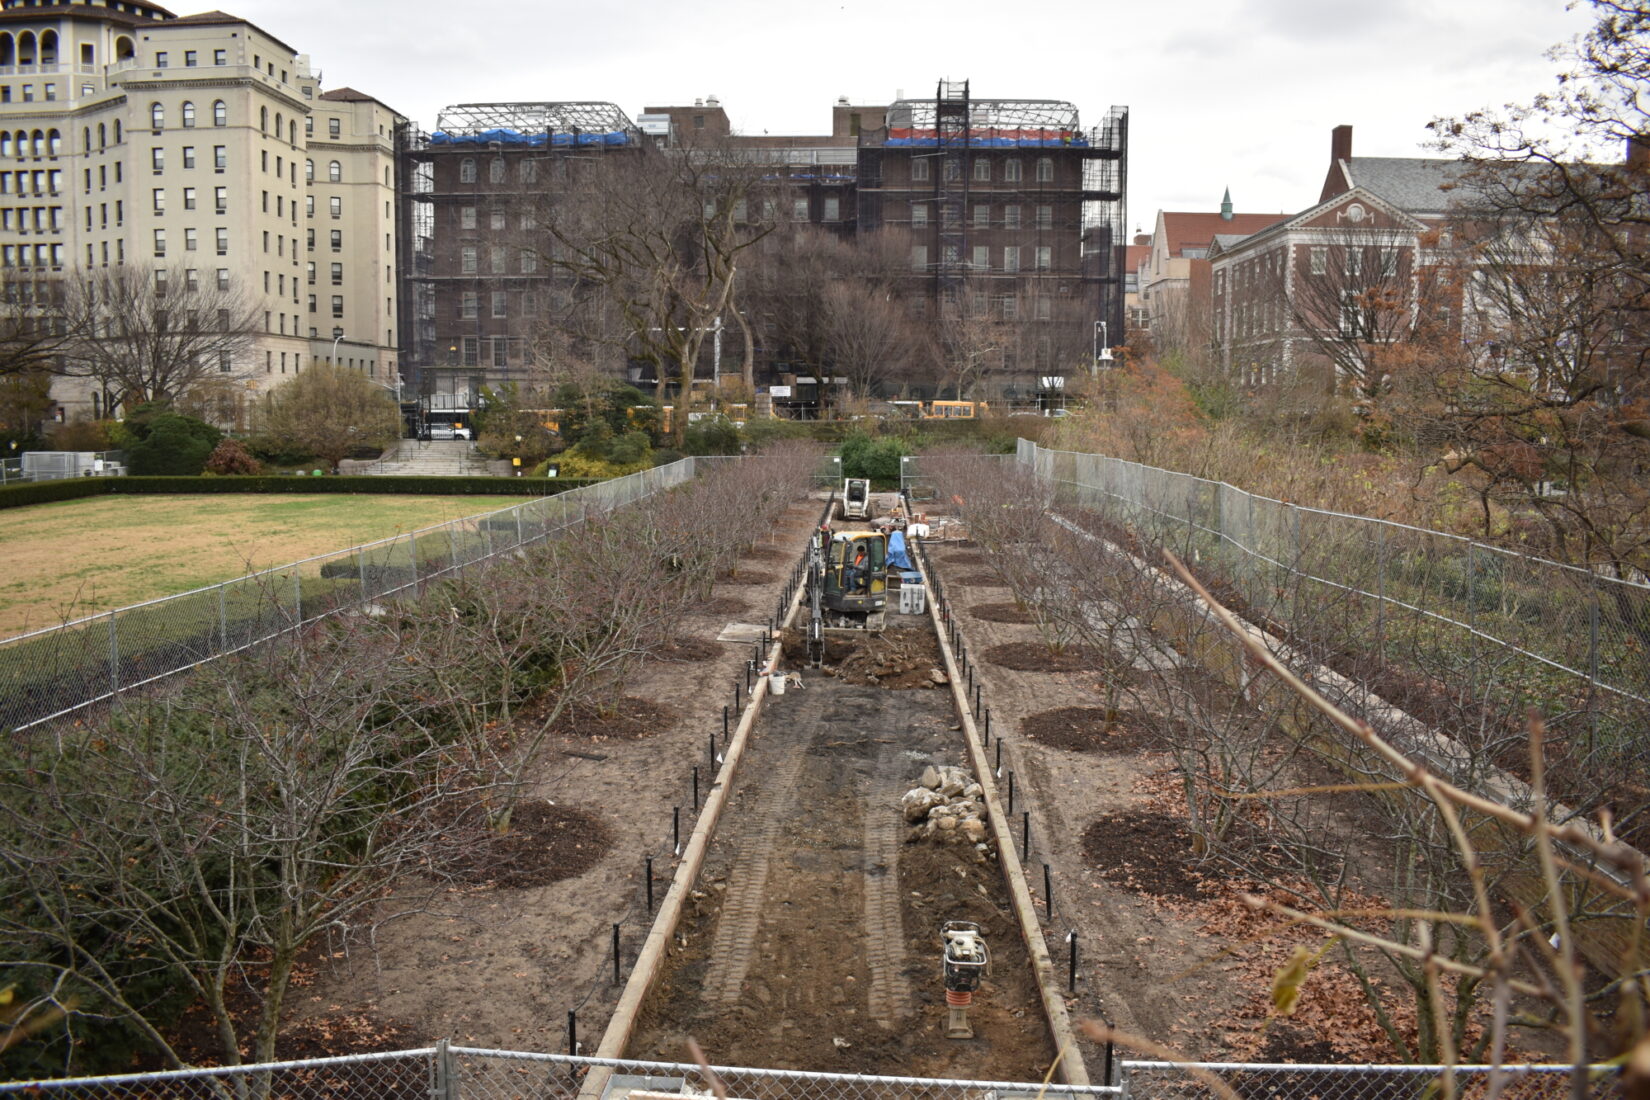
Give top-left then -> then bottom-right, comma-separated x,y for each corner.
0,475 -> 604,511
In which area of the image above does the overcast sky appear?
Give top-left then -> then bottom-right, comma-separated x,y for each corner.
228,0 -> 1594,232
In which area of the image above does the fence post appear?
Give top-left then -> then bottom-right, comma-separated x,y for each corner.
107,609 -> 119,698
293,568 -> 302,625
357,546 -> 369,600
434,1037 -> 457,1100
516,504 -> 525,549
408,530 -> 421,590
218,582 -> 229,650
1375,523 -> 1388,668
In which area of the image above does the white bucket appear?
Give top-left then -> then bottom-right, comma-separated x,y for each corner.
769,671 -> 786,695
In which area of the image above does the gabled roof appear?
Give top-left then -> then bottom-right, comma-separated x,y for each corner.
1158,211 -> 1286,257
1342,157 -> 1470,217
1210,185 -> 1428,261
164,10 -> 297,57
319,87 -> 374,103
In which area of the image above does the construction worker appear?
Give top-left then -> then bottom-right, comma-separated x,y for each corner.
845,544 -> 869,592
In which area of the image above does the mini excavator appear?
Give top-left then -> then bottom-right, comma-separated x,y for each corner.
804,523 -> 887,667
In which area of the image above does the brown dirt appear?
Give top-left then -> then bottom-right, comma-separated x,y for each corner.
943,552 -> 987,566
700,595 -> 751,616
1081,812 -> 1212,901
982,641 -> 1105,672
779,627 -> 947,690
740,546 -> 794,563
546,695 -> 679,741
954,572 -> 1005,587
442,801 -> 613,889
653,637 -> 721,663
718,570 -> 779,586
969,601 -> 1034,624
1021,707 -> 1157,753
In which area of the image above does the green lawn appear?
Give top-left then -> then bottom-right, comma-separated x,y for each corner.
0,492 -> 539,637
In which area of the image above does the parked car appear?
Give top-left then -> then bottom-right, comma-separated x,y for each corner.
427,424 -> 471,441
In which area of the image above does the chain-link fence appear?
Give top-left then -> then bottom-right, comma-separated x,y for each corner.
0,460 -> 706,735
1013,440 -> 1650,736
0,1047 -> 1618,1100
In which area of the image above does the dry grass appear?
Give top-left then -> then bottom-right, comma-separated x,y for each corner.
0,493 -> 539,637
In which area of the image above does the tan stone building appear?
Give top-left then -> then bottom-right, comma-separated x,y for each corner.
0,0 -> 402,424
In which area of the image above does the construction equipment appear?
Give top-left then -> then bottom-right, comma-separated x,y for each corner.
840,477 -> 871,520
941,921 -> 989,1039
804,525 -> 887,666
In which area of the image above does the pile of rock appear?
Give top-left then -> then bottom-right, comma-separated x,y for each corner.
902,764 -> 992,851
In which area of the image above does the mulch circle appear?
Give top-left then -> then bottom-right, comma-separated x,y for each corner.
717,570 -> 778,586
699,596 -> 750,617
969,602 -> 1034,624
1081,811 -> 1211,901
654,637 -> 720,662
955,572 -> 1005,587
552,695 -> 678,740
444,800 -> 612,889
982,641 -> 1104,672
1021,707 -> 1156,752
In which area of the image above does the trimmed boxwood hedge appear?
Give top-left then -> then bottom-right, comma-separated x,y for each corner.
0,475 -> 603,511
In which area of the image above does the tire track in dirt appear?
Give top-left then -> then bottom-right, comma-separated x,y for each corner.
861,737 -> 912,1028
702,746 -> 809,1006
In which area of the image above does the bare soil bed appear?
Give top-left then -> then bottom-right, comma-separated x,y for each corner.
1021,707 -> 1156,753
969,602 -> 1034,624
279,502 -> 821,1056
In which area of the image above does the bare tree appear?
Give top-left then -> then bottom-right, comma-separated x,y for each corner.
251,362 -> 402,469
57,264 -> 259,408
818,281 -> 917,398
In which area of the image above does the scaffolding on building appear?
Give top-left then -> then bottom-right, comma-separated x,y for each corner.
394,103 -> 640,395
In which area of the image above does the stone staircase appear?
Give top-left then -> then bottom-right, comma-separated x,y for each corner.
351,440 -> 500,477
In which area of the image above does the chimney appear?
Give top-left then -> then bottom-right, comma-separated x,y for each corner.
1629,134 -> 1649,171
1331,124 -> 1352,165
1220,187 -> 1233,221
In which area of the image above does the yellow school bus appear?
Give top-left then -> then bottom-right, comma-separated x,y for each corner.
926,400 -> 989,419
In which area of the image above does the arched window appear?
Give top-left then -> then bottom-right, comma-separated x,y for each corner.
81,126 -> 90,154
113,120 -> 121,143
1035,157 -> 1053,182
47,129 -> 59,156
304,158 -> 313,181
30,130 -> 43,157
150,102 -> 164,131
180,101 -> 194,128
459,158 -> 476,183
328,159 -> 340,182
259,106 -> 267,133
114,35 -> 134,61
212,100 -> 226,126
18,31 -> 35,65
289,121 -> 296,144
0,134 -> 12,158
97,122 -> 105,150
39,29 -> 56,65
0,34 -> 15,66
274,112 -> 282,140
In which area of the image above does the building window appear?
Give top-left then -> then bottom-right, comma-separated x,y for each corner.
152,228 -> 165,256
1036,204 -> 1052,229
331,295 -> 343,318
154,51 -> 167,68
971,245 -> 988,270
215,228 -> 228,254
1035,157 -> 1053,182
212,100 -> 226,127
520,249 -> 537,274
490,209 -> 506,231
910,202 -> 928,228
305,159 -> 314,182
214,186 -> 226,213
823,195 -> 840,221
1004,159 -> 1022,182
911,245 -> 928,271
330,229 -> 342,251
1002,245 -> 1019,273
1345,249 -> 1362,278
307,261 -> 315,284
1035,245 -> 1051,270
218,349 -> 231,372
459,206 -> 477,229
329,196 -> 341,218
328,160 -> 341,182
793,198 -> 809,221
213,48 -> 226,65
973,158 -> 990,181
972,204 -> 989,228
185,268 -> 198,291
328,117 -> 340,138
182,186 -> 195,210
214,146 -> 226,170
492,291 -> 507,318
152,187 -> 164,213
150,147 -> 164,172
460,291 -> 477,319
489,246 -> 505,273
912,158 -> 929,182
943,160 -> 960,182
330,262 -> 342,284
1004,204 -> 1021,229
460,246 -> 477,273
180,101 -> 195,128
184,227 -> 197,251
1309,246 -> 1327,275
217,267 -> 229,289
488,158 -> 505,183
459,158 -> 476,183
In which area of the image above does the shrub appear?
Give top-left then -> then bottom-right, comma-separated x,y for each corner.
839,430 -> 908,483
126,412 -> 222,476
203,439 -> 263,476
683,415 -> 741,456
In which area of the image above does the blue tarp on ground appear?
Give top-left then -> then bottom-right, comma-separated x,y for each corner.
887,530 -> 913,572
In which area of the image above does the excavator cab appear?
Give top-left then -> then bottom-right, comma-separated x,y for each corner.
823,531 -> 887,626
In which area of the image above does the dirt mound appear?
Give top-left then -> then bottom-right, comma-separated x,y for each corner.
654,637 -> 720,663
1022,707 -> 1155,752
1081,812 -> 1211,900
444,801 -> 612,889
969,601 -> 1033,624
549,695 -> 679,741
983,641 -> 1105,672
832,630 -> 946,689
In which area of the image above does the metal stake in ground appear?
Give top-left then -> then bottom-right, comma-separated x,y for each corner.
612,923 -> 622,984
1007,770 -> 1015,814
1068,930 -> 1078,992
984,707 -> 991,745
568,1010 -> 578,1062
692,765 -> 700,811
1022,810 -> 1030,861
645,856 -> 654,913
1044,862 -> 1053,915
673,806 -> 681,856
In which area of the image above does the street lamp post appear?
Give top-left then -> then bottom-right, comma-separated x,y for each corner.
1092,320 -> 1114,374
331,327 -> 345,367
